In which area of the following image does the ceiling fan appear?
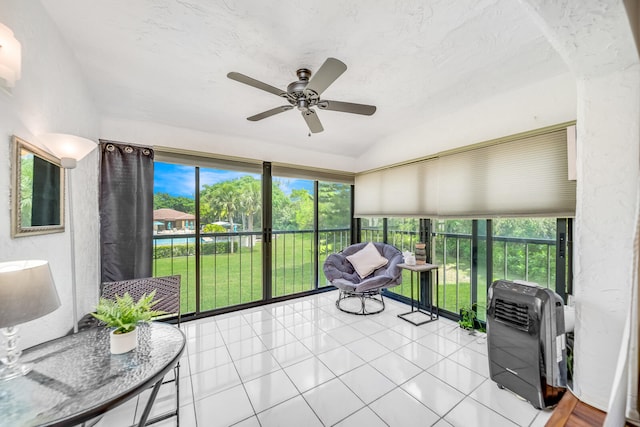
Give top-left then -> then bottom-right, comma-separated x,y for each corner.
227,58 -> 376,134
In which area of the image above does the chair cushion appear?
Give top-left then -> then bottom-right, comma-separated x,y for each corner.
346,242 -> 389,279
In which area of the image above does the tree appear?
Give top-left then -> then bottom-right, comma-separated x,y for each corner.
318,183 -> 350,229
153,192 -> 195,214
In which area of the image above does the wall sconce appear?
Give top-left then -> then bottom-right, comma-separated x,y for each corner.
40,134 -> 97,333
0,23 -> 22,89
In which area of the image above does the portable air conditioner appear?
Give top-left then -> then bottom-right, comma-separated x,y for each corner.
487,280 -> 567,409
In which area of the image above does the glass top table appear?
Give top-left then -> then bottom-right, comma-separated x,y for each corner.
0,322 -> 185,427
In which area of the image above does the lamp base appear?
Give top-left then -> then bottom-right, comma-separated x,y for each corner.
0,326 -> 31,381
0,361 -> 32,381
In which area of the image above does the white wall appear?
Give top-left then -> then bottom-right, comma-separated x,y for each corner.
0,0 -> 100,347
573,66 -> 640,409
101,117 -> 356,172
355,72 -> 577,172
521,0 -> 640,411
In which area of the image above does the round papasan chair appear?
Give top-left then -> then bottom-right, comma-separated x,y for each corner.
323,242 -> 403,315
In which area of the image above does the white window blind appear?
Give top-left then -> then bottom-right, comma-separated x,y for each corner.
354,128 -> 576,218
355,158 -> 438,217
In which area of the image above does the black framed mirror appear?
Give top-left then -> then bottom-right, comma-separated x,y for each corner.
11,136 -> 65,237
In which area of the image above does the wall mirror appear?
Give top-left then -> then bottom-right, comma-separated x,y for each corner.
11,136 -> 65,237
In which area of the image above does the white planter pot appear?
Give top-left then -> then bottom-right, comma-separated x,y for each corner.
110,328 -> 138,354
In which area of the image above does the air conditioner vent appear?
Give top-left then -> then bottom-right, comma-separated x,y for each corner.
495,298 -> 529,330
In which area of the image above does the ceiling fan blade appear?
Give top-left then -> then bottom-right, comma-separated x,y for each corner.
301,109 -> 323,133
318,100 -> 376,116
305,58 -> 347,96
227,72 -> 287,97
247,105 -> 293,121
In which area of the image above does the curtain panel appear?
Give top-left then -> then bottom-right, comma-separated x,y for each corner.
99,140 -> 154,282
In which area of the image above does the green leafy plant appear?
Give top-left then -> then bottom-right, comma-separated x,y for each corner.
459,304 -> 486,332
459,305 -> 476,330
92,291 -> 166,334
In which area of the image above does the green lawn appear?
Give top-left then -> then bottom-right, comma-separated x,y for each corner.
155,238 -> 490,318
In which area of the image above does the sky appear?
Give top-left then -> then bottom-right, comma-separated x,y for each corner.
154,162 -> 314,197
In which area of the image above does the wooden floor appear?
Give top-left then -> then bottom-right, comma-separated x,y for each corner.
546,390 -> 632,426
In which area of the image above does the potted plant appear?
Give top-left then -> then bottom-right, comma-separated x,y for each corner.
459,304 -> 486,333
92,291 -> 165,354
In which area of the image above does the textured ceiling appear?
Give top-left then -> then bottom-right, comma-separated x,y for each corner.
40,0 -> 569,159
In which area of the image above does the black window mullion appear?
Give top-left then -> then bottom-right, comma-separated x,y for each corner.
313,181 -> 319,289
195,167 -> 201,314
556,218 -> 567,303
262,162 -> 272,301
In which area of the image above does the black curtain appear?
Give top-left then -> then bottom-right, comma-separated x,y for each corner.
31,156 -> 61,226
99,140 -> 154,282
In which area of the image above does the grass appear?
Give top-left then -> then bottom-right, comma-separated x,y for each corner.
153,233 -> 341,313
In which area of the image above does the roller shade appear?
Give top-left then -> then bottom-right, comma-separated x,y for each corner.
154,148 -> 262,174
354,128 -> 576,218
355,158 -> 438,217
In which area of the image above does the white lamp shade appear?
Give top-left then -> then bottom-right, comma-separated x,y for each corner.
0,23 -> 21,88
39,133 -> 97,164
0,260 -> 61,328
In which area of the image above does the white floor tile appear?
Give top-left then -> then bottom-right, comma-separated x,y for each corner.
370,351 -> 423,385
187,331 -> 225,354
215,315 -> 249,331
401,371 -> 465,416
447,345 -> 490,377
445,396 -> 518,427
432,419 -> 454,427
283,356 -> 335,392
287,321 -> 320,340
194,384 -> 254,427
189,346 -> 232,374
369,328 -> 413,350
151,404 -> 197,427
354,319 -> 387,336
302,378 -> 365,426
369,387 -> 440,427
191,362 -> 241,401
251,318 -> 285,335
270,340 -> 314,367
257,395 -> 323,427
416,333 -> 462,356
231,415 -> 261,427
226,336 -> 269,360
316,315 -> 346,331
329,324 -> 366,345
437,325 -> 481,346
220,324 -> 257,344
334,406 -> 388,427
259,328 -> 298,350
427,358 -> 485,394
183,321 -> 218,340
395,341 -> 444,370
233,351 -> 281,381
244,369 -> 299,413
391,322 -> 432,342
529,408 -> 554,427
469,379 -> 540,426
339,364 -> 396,404
344,336 -> 390,362
317,346 -> 366,376
300,331 -> 342,354
465,334 -> 489,356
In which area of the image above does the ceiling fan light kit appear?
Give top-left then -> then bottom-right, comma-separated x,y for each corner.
227,58 -> 376,134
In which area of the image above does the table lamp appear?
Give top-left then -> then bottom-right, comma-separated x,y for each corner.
0,260 -> 60,380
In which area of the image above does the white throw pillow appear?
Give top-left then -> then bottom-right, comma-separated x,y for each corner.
346,242 -> 389,279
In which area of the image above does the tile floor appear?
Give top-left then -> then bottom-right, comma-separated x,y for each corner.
96,291 -> 554,427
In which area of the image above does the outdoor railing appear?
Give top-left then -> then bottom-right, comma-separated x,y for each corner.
360,228 -> 557,318
153,227 -> 555,318
152,228 -> 351,315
